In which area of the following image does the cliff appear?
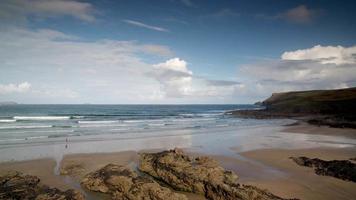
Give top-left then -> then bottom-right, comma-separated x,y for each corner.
228,87 -> 356,128
262,87 -> 356,116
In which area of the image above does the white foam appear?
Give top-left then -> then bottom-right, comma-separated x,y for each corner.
78,120 -> 119,124
79,124 -> 127,128
148,123 -> 166,126
14,116 -> 70,120
0,119 -> 16,123
0,125 -> 52,129
179,113 -> 223,117
25,136 -> 49,140
216,124 -> 229,127
72,116 -> 85,119
124,120 -> 145,123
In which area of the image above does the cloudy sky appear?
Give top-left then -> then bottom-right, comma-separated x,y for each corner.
0,0 -> 355,104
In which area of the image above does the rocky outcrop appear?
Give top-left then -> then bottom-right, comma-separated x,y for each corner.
291,156 -> 356,182
139,149 -> 290,200
0,171 -> 84,200
81,164 -> 187,200
227,87 -> 356,129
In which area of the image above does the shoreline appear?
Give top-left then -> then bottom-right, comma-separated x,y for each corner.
1,123 -> 356,199
226,109 -> 356,129
282,121 -> 356,139
1,146 -> 355,200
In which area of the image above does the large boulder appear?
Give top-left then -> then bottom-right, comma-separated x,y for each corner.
0,171 -> 84,200
139,149 -> 291,200
81,164 -> 187,200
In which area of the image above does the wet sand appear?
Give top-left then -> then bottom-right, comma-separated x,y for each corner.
0,158 -> 69,190
283,121 -> 356,139
0,123 -> 355,200
240,147 -> 356,200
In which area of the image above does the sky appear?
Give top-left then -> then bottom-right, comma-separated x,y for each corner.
0,0 -> 356,104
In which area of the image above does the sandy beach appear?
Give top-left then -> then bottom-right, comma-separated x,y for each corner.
1,123 -> 355,200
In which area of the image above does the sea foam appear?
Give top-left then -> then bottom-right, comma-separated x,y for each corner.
14,116 -> 70,120
0,119 -> 16,123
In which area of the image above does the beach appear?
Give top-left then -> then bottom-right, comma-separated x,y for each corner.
1,121 -> 355,200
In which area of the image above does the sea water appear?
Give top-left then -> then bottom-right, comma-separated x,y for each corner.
0,104 -> 265,144
2,104 -> 353,163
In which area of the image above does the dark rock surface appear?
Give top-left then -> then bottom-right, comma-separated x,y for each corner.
290,156 -> 356,182
0,171 -> 84,200
81,164 -> 187,200
139,148 -> 292,200
307,117 -> 356,129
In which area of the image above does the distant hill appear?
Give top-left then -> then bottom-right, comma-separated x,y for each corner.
0,101 -> 18,105
227,87 -> 356,128
262,87 -> 356,115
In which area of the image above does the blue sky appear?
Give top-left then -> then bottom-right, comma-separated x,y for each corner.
0,0 -> 356,104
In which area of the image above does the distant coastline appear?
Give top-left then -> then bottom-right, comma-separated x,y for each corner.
0,101 -> 18,106
227,87 -> 356,128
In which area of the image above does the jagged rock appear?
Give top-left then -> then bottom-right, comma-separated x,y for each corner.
139,148 -> 291,200
0,171 -> 84,200
81,164 -> 187,200
291,156 -> 356,182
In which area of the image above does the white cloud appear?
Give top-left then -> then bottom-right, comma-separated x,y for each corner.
238,45 -> 356,99
0,82 -> 31,94
150,58 -> 244,100
2,28 -> 235,104
0,0 -> 95,23
0,27 -> 175,103
123,19 -> 169,32
154,58 -> 192,74
151,58 -> 193,97
282,45 -> 356,65
140,44 -> 173,57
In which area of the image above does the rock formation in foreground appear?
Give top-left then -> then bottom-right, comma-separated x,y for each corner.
0,171 -> 84,200
81,164 -> 187,200
291,156 -> 356,182
139,148 -> 291,200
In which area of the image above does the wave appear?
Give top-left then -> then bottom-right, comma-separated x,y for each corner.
0,119 -> 16,123
78,120 -> 119,124
51,125 -> 74,128
25,136 -> 48,140
124,120 -> 147,123
71,116 -> 84,119
179,113 -> 223,118
79,124 -> 127,128
148,123 -> 166,127
14,116 -> 70,121
0,125 -> 52,129
0,138 -> 26,142
174,118 -> 215,122
216,124 -> 229,127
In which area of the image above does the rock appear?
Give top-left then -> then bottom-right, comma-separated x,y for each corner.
0,171 -> 84,200
60,162 -> 85,177
290,156 -> 356,182
81,164 -> 187,200
139,149 -> 291,200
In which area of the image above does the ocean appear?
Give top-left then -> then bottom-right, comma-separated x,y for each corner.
1,104 -> 354,165
0,104 -> 264,144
